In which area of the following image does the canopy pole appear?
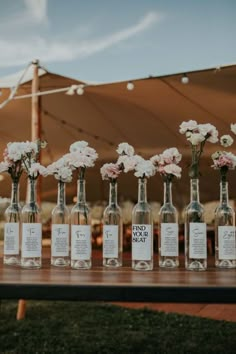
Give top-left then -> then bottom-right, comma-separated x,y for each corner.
17,60 -> 42,320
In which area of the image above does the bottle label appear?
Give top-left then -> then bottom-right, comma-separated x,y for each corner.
218,226 -> 236,260
71,225 -> 91,260
189,223 -> 207,259
103,225 -> 118,258
161,223 -> 179,257
132,224 -> 152,260
51,224 -> 69,257
4,223 -> 20,255
22,223 -> 42,258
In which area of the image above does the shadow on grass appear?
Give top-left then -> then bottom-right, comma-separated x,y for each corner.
0,301 -> 236,354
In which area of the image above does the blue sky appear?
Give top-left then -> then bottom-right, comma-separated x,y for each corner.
0,0 -> 235,83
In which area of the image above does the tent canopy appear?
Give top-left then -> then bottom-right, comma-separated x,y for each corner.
0,63 -> 236,207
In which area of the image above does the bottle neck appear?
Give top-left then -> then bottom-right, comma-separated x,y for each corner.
138,178 -> 147,203
190,178 -> 200,202
57,181 -> 66,206
27,178 -> 37,204
109,181 -> 118,206
11,181 -> 20,205
164,180 -> 172,204
220,180 -> 229,205
77,178 -> 86,203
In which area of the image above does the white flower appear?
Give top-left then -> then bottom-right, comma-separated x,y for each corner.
187,132 -> 205,145
47,157 -> 73,182
117,154 -> 143,173
163,164 -> 182,178
150,155 -> 160,166
179,120 -> 198,134
220,135 -> 234,147
116,142 -> 135,156
231,123 -> 236,135
69,141 -> 88,153
134,160 -> 156,178
100,163 -> 121,180
29,163 -> 48,178
55,166 -> 73,183
6,142 -> 22,161
0,161 -> 10,173
22,141 -> 38,154
198,123 -> 218,143
160,147 -> 182,164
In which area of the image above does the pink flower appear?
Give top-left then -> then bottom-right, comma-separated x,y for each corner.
212,151 -> 236,169
100,163 -> 121,180
179,120 -> 198,134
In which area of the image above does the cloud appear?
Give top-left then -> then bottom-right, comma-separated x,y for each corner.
0,11 -> 162,68
24,0 -> 48,23
0,0 -> 48,32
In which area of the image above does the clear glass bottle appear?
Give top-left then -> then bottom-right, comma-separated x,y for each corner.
215,180 -> 235,268
184,178 -> 207,271
132,178 -> 153,270
71,179 -> 91,269
103,180 -> 122,267
51,181 -> 70,267
4,180 -> 21,266
158,179 -> 179,268
21,178 -> 42,269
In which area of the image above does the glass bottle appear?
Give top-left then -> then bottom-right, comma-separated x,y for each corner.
103,180 -> 122,267
71,179 -> 91,269
132,178 -> 153,270
51,181 -> 70,267
215,180 -> 235,268
3,180 -> 21,266
21,178 -> 42,269
184,178 -> 207,271
158,179 -> 179,268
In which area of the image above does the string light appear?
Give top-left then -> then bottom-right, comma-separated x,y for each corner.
76,85 -> 84,95
127,81 -> 134,90
181,73 -> 189,84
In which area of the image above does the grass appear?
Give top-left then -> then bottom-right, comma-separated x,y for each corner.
0,301 -> 236,354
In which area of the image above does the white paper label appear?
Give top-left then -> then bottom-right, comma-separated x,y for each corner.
189,223 -> 207,259
51,224 -> 69,257
103,225 -> 118,258
218,226 -> 236,260
22,223 -> 42,258
161,223 -> 179,257
132,224 -> 152,261
71,225 -> 91,260
4,223 -> 20,255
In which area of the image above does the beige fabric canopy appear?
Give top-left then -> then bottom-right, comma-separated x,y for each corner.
0,63 -> 236,207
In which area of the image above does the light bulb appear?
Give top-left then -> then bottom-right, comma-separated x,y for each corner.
127,82 -> 134,90
181,74 -> 189,84
76,85 -> 84,95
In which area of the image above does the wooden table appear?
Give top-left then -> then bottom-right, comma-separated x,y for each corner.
0,253 -> 235,303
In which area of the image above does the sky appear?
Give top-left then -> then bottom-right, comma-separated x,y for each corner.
0,0 -> 236,83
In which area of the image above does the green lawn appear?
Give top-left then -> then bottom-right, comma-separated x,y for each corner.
0,301 -> 235,354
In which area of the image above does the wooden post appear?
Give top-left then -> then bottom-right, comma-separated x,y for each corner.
17,60 -> 41,320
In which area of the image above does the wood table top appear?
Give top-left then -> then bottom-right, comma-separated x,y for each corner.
0,251 -> 235,303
